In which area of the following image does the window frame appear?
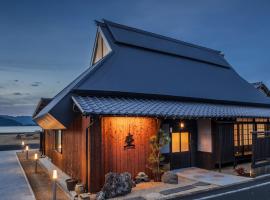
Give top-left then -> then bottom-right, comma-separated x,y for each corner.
171,132 -> 189,153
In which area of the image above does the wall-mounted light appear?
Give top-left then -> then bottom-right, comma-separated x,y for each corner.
180,122 -> 185,129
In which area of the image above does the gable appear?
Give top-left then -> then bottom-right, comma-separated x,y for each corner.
92,29 -> 111,65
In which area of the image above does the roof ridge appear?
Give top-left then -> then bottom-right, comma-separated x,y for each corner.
102,19 -> 222,55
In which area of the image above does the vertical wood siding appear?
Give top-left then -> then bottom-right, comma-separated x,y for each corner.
101,117 -> 159,179
44,115 -> 89,185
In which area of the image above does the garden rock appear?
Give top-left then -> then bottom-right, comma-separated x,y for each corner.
96,172 -> 133,199
161,171 -> 178,184
96,191 -> 105,200
135,172 -> 150,184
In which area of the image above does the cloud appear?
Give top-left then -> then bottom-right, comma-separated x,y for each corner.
13,92 -> 23,96
0,92 -> 41,115
12,92 -> 31,96
30,81 -> 42,87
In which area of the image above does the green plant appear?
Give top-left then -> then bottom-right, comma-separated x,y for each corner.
148,129 -> 170,181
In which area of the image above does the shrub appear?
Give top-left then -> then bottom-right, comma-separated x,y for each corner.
148,129 -> 170,181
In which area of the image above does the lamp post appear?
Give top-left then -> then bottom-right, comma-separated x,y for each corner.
21,141 -> 25,153
52,170 -> 57,200
34,153 -> 38,173
25,145 -> 29,160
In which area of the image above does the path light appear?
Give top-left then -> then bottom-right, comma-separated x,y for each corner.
21,141 -> 25,153
25,145 -> 29,160
52,170 -> 57,200
34,153 -> 38,173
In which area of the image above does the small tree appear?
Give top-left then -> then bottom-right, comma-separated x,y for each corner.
148,129 -> 170,181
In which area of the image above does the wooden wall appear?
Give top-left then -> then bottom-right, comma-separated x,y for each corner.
44,116 -> 159,192
101,117 -> 158,178
44,115 -> 89,185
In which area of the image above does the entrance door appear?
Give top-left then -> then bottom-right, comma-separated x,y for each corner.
234,124 -> 253,157
170,131 -> 191,169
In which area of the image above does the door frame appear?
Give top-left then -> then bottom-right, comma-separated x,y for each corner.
170,130 -> 192,169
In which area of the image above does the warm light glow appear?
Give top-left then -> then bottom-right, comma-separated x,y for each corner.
180,122 -> 185,129
34,153 -> 38,160
22,141 -> 25,146
172,132 -> 189,152
52,170 -> 57,179
180,132 -> 189,152
25,145 -> 29,151
172,132 -> 180,152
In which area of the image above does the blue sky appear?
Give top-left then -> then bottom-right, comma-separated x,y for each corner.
0,0 -> 270,116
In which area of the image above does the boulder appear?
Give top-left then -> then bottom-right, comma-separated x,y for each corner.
161,171 -> 178,184
135,172 -> 150,184
96,172 -> 133,199
96,191 -> 105,200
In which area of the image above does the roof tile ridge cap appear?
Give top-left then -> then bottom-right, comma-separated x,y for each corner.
103,19 -> 222,54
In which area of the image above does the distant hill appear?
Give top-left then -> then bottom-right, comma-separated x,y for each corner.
0,115 -> 37,126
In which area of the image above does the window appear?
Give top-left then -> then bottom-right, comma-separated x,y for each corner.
93,32 -> 110,64
55,130 -> 62,153
236,118 -> 253,122
257,124 -> 266,132
255,118 -> 268,122
172,132 -> 189,152
234,124 -> 253,147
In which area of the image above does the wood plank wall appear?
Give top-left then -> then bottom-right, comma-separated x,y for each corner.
44,115 -> 89,185
101,117 -> 159,179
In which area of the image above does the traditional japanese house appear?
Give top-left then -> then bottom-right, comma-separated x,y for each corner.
33,19 -> 270,192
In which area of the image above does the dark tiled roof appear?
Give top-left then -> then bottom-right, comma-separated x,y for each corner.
104,20 -> 230,68
252,82 -> 270,97
34,19 -> 270,128
32,98 -> 52,118
77,20 -> 270,106
72,96 -> 270,118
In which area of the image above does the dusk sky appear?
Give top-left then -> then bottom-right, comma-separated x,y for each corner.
0,0 -> 270,116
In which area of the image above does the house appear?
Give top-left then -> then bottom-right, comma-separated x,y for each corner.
33,19 -> 270,192
252,82 -> 270,97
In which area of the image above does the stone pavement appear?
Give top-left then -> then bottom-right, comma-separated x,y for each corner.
0,150 -> 35,200
174,167 -> 251,186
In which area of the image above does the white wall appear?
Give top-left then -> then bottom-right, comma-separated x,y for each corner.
197,119 -> 212,153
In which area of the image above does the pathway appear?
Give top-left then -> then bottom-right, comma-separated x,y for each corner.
0,150 -> 35,200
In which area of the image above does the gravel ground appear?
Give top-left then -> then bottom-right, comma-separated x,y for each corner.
17,151 -> 69,200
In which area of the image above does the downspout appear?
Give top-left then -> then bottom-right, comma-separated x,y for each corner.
85,116 -> 94,192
